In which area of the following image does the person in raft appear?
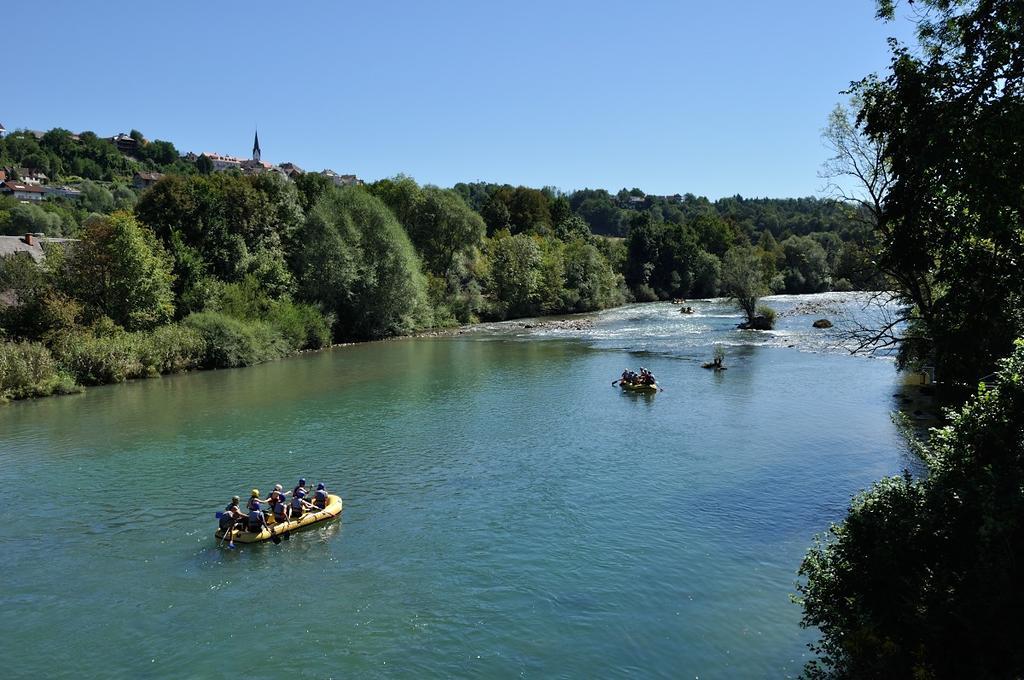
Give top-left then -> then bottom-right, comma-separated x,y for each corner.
312,482 -> 329,510
264,484 -> 288,512
220,496 -> 247,532
247,501 -> 269,533
272,493 -> 290,524
292,478 -> 308,499
247,489 -> 264,513
290,488 -> 316,519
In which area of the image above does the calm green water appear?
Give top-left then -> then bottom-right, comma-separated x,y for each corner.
0,295 -> 908,678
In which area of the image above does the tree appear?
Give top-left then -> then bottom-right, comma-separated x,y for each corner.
690,249 -> 721,298
554,214 -> 591,242
720,246 -> 770,326
820,98 -> 892,230
141,139 -> 179,166
370,177 -> 486,277
853,0 -> 1024,386
780,235 -> 831,293
135,173 -> 295,286
562,237 -> 625,312
485,230 -> 542,318
480,191 -> 512,234
799,340 -> 1024,679
624,213 -> 660,299
690,213 -> 735,256
507,186 -> 552,234
293,172 -> 335,212
295,187 -> 428,340
195,154 -> 213,175
59,212 -> 174,330
79,180 -> 115,214
2,203 -> 64,236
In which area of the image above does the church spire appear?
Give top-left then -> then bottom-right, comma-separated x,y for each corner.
252,129 -> 261,162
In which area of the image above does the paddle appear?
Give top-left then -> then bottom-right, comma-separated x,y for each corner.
218,523 -> 237,549
611,379 -> 620,386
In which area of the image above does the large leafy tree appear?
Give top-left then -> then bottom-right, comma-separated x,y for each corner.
135,173 -> 295,291
484,230 -> 542,318
780,235 -> 832,293
59,212 -> 174,330
799,340 -> 1024,679
295,187 -> 429,340
855,0 -> 1024,385
370,176 -> 486,277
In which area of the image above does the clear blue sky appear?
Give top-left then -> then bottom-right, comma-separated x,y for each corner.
8,1 -> 915,199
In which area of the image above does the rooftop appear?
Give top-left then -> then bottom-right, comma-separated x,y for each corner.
1,181 -> 46,193
0,235 -> 76,262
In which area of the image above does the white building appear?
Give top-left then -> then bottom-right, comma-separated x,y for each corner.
320,169 -> 363,186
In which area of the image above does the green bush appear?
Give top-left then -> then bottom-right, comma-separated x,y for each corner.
756,305 -> 777,328
213,276 -> 330,351
0,341 -> 79,400
798,339 -> 1024,678
633,284 -> 659,302
265,301 -> 331,351
137,324 -> 207,374
53,331 -> 144,385
183,311 -> 289,368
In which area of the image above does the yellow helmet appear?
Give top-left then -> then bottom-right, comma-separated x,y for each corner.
251,489 -> 260,497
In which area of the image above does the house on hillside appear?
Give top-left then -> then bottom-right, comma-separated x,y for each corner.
279,162 -> 304,179
0,181 -> 46,202
12,168 -> 49,186
0,234 -> 77,308
133,171 -> 164,190
203,152 -> 244,172
240,158 -> 274,175
320,169 -> 362,187
109,133 -> 140,155
0,122 -> 6,138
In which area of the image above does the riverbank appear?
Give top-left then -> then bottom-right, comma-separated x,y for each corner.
0,309 -> 603,404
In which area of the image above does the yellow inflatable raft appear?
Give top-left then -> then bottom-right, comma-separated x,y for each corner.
620,381 -> 658,393
216,494 -> 343,544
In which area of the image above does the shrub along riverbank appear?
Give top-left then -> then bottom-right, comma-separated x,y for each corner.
0,305 -> 329,402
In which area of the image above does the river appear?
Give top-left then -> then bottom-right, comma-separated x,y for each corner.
0,293 -> 911,678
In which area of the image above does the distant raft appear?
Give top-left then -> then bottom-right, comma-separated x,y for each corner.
620,381 -> 659,393
215,494 -> 343,544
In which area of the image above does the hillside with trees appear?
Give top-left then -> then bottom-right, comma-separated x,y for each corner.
2,121 -> 889,401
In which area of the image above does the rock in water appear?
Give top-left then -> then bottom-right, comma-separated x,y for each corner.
812,319 -> 833,329
738,316 -> 773,330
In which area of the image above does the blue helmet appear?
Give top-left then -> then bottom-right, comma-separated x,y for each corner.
298,478 -> 307,486
316,483 -> 325,490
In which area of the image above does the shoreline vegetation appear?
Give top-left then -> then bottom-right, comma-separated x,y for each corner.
2,132 -> 882,404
